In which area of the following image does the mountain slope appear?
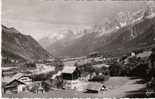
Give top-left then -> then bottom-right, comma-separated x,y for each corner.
47,15 -> 155,57
97,17 -> 155,57
39,36 -> 56,49
2,25 -> 51,62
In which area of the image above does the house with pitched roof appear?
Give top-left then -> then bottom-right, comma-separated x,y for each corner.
2,73 -> 32,94
62,66 -> 80,90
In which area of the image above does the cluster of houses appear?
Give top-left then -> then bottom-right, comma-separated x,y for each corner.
2,52 -> 112,95
5,49 -> 152,95
2,73 -> 32,94
121,50 -> 153,65
5,50 -> 153,95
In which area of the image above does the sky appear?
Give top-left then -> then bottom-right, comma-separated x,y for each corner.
2,0 -> 148,40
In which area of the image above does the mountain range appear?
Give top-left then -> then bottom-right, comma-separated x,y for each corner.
43,14 -> 155,57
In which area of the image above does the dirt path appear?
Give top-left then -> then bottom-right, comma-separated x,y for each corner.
97,78 -> 146,98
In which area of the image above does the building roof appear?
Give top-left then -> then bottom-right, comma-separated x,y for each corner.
86,82 -> 103,91
4,80 -> 26,88
2,67 -> 17,71
94,57 -> 104,62
2,73 -> 24,84
62,66 -> 77,74
93,64 -> 110,68
64,61 -> 76,66
136,51 -> 152,58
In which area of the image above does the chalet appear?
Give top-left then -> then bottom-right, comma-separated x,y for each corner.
94,57 -> 104,63
88,51 -> 101,58
136,51 -> 152,59
64,60 -> 76,66
3,79 -> 27,94
62,66 -> 80,90
93,64 -> 110,69
2,73 -> 32,94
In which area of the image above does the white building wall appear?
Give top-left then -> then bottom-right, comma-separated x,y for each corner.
63,79 -> 79,90
17,84 -> 26,93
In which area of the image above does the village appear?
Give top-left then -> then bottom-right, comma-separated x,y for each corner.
2,0 -> 155,98
2,48 -> 155,97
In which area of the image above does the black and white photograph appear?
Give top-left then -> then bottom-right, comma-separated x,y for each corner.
1,0 -> 155,98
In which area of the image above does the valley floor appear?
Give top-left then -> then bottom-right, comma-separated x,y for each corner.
3,77 -> 153,98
